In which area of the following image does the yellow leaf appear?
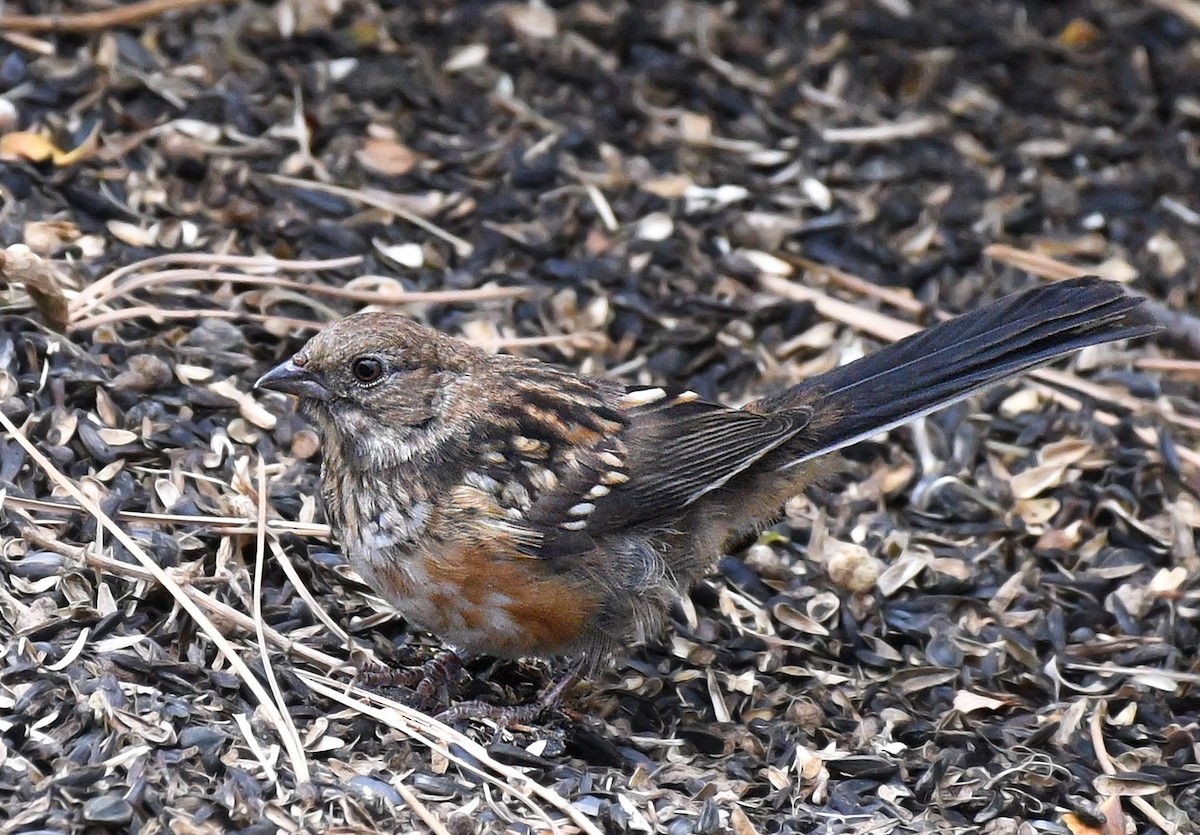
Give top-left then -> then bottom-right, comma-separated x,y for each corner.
0,131 -> 58,162
52,121 -> 100,165
0,123 -> 99,166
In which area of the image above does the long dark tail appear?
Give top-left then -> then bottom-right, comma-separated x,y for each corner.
771,276 -> 1160,470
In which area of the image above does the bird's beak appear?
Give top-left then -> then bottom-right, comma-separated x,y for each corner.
255,360 -> 332,401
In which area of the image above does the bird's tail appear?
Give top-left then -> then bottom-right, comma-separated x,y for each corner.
767,276 -> 1160,470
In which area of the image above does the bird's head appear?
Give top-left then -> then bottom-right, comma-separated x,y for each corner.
255,312 -> 483,464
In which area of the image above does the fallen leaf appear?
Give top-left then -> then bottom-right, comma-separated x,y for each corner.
0,130 -> 57,162
0,123 -> 99,166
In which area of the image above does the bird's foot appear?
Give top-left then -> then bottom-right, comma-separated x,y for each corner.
434,660 -> 584,729
356,649 -> 465,713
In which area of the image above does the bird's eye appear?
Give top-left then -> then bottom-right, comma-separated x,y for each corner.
350,357 -> 385,385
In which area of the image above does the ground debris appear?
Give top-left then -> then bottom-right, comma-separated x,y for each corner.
0,1 -> 1197,832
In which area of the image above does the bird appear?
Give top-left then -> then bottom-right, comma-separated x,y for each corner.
255,276 -> 1158,676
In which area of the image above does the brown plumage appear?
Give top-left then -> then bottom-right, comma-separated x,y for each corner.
256,277 -> 1157,670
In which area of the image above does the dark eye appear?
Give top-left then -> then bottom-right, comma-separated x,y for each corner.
350,357 -> 385,385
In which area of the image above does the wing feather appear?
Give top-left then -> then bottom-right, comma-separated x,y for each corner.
466,375 -> 815,559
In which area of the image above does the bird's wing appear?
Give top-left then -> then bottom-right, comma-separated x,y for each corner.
460,359 -> 813,559
517,391 -> 815,555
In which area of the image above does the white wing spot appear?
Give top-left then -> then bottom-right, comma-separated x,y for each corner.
598,451 -> 623,468
619,388 -> 667,408
513,435 -> 550,457
527,465 -> 559,491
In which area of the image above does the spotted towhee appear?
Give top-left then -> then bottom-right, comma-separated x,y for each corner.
256,277 -> 1157,673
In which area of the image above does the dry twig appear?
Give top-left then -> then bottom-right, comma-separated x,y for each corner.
0,408 -> 314,786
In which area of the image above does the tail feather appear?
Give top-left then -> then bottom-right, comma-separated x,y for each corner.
774,276 -> 1160,470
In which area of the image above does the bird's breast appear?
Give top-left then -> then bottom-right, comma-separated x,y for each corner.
324,459 -> 603,658
353,534 -> 602,658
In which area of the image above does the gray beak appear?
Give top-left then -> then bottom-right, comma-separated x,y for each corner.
255,359 -> 332,401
